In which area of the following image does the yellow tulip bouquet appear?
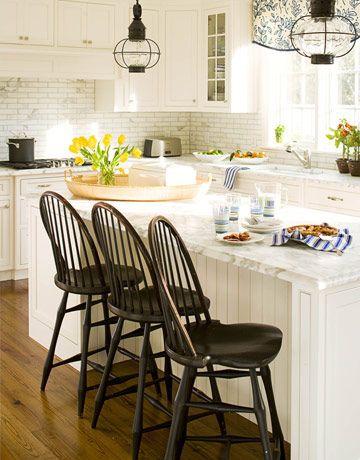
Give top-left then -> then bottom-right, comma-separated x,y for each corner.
69,133 -> 142,186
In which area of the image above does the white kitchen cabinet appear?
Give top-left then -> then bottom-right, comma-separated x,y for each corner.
164,8 -> 199,109
57,0 -> 115,49
0,199 -> 12,271
202,6 -> 229,110
0,0 -> 54,46
305,183 -> 360,217
14,175 -> 67,276
0,178 -> 13,275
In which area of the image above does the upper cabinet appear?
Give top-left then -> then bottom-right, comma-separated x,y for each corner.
204,7 -> 229,109
0,0 -> 54,46
164,8 -> 199,109
57,0 -> 115,49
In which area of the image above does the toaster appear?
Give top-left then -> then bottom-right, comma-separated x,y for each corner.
143,137 -> 182,158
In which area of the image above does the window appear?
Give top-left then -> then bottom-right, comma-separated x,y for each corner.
264,46 -> 360,152
207,13 -> 226,102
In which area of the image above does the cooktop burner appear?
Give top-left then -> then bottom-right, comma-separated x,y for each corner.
0,158 -> 91,170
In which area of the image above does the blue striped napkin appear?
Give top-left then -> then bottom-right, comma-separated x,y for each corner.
272,226 -> 353,253
224,166 -> 250,190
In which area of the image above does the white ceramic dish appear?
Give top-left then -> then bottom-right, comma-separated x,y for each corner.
192,151 -> 230,163
242,219 -> 282,234
216,232 -> 265,245
231,157 -> 269,165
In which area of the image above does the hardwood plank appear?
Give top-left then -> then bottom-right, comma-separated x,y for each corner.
0,280 -> 291,459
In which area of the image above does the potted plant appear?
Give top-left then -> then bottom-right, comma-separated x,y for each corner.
326,119 -> 354,174
69,133 -> 142,185
348,127 -> 360,177
274,124 -> 285,144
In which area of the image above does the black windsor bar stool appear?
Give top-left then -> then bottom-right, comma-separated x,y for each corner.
39,191 -> 149,416
148,215 -> 286,460
91,202 -> 226,460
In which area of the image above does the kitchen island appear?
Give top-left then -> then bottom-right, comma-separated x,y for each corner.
28,193 -> 360,460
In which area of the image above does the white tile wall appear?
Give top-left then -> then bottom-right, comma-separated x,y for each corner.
0,78 -> 191,160
0,77 -> 338,170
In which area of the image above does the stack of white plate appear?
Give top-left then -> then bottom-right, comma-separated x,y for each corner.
241,218 -> 283,234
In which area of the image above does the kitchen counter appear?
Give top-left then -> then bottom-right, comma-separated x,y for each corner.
27,191 -> 360,460
35,192 -> 358,291
2,154 -> 360,191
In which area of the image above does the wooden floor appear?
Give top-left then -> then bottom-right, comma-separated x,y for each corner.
0,280 -> 290,459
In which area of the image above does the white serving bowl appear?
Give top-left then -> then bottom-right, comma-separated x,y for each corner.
230,156 -> 269,165
192,151 -> 230,163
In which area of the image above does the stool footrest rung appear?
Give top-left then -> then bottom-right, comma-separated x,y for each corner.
186,401 -> 254,414
185,435 -> 261,444
65,298 -> 103,314
197,369 -> 251,379
120,324 -> 162,341
104,375 -> 162,401
143,393 -> 173,417
52,346 -> 107,368
141,410 -> 215,434
91,316 -> 118,328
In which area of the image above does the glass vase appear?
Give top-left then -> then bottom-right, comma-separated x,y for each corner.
98,169 -> 115,186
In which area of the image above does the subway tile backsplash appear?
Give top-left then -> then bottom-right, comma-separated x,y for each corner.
0,78 -> 336,170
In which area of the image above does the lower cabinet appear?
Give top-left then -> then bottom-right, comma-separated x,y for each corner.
0,199 -> 12,271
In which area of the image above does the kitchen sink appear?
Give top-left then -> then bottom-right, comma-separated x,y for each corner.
258,164 -> 324,176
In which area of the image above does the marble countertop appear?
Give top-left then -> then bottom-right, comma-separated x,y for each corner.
2,155 -> 360,190
28,191 -> 360,290
0,165 -> 93,177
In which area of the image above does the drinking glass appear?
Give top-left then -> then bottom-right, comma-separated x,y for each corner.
227,193 -> 241,221
212,202 -> 230,234
249,195 -> 264,220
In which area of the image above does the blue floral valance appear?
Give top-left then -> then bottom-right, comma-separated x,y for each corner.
253,0 -> 360,51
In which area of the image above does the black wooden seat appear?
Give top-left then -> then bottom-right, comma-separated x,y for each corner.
91,202 -> 224,460
148,216 -> 286,460
39,191 -> 146,417
187,322 -> 282,369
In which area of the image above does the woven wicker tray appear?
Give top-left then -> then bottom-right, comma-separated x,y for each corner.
64,170 -> 212,202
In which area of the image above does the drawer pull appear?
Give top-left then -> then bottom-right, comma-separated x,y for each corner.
37,184 -> 51,188
327,196 -> 344,202
0,204 -> 10,209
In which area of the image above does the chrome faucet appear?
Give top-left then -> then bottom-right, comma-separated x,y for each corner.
286,143 -> 312,169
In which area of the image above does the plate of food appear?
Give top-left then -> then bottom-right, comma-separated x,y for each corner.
230,150 -> 269,164
286,224 -> 339,237
216,231 -> 265,245
192,150 -> 230,163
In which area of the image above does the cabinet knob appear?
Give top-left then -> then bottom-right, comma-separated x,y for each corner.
88,40 -> 92,44
0,204 -> 10,209
192,99 -> 196,103
24,36 -> 29,41
19,36 -> 23,40
83,39 -> 87,44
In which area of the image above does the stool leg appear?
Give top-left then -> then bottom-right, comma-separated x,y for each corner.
78,295 -> 92,417
162,325 -> 173,402
132,322 -> 151,460
207,364 -> 227,436
101,294 -> 111,354
148,342 -> 162,396
260,366 -> 286,460
250,368 -> 273,460
92,317 -> 124,428
40,291 -> 69,391
165,366 -> 195,460
164,354 -> 173,402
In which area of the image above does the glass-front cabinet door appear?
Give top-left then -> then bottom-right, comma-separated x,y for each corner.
205,8 -> 229,108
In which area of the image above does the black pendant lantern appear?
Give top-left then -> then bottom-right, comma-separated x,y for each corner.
113,0 -> 160,73
290,0 -> 357,64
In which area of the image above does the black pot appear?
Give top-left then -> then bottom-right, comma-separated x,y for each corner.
7,138 -> 35,162
348,159 -> 360,177
335,158 -> 349,174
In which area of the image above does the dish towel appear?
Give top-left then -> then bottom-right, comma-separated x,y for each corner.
223,166 -> 250,190
272,226 -> 353,253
